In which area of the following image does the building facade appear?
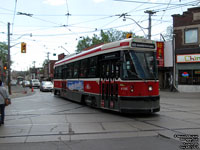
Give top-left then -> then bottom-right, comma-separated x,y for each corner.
173,7 -> 200,92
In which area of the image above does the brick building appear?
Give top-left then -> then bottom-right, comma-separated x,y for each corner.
172,7 -> 200,92
43,60 -> 57,81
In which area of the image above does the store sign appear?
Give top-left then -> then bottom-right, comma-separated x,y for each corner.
182,72 -> 189,77
156,42 -> 164,67
177,54 -> 200,63
195,70 -> 200,74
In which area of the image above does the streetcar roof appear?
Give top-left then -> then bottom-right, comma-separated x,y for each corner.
54,38 -> 156,67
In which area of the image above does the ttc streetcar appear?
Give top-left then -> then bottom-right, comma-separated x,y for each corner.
53,38 -> 160,113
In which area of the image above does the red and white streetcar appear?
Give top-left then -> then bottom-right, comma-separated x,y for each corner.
53,38 -> 160,113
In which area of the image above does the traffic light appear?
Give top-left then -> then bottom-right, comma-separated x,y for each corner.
126,33 -> 132,38
21,42 -> 26,53
3,63 -> 7,70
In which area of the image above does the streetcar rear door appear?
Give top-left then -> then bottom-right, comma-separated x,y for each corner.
100,52 -> 120,110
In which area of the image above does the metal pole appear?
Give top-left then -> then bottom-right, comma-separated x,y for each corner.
47,52 -> 50,80
144,10 -> 156,40
172,34 -> 178,92
7,22 -> 11,95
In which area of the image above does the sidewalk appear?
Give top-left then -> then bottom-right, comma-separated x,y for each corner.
160,89 -> 200,99
9,85 -> 35,99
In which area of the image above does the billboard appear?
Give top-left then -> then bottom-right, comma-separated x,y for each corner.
156,42 -> 164,67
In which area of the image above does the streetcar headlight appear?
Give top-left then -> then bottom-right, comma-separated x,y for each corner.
148,86 -> 153,91
130,86 -> 134,93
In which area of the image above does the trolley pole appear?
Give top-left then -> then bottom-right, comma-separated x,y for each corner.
144,10 -> 156,40
7,22 -> 11,95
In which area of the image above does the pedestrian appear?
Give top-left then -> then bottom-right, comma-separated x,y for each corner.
0,80 -> 10,125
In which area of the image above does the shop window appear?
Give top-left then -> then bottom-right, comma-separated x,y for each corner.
193,70 -> 200,85
178,70 -> 200,85
185,28 -> 198,44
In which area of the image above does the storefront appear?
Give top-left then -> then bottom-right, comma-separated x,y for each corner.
176,54 -> 200,92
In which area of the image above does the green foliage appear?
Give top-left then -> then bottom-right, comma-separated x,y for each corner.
0,42 -> 8,63
76,29 -> 142,53
163,26 -> 173,41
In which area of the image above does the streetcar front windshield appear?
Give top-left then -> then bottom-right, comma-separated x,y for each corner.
123,51 -> 158,80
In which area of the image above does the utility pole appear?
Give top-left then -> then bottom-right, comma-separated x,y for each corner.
47,52 -> 50,80
7,22 -> 11,95
32,61 -> 36,79
144,10 -> 156,40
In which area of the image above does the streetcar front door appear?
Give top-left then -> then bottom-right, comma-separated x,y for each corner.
100,59 -> 119,110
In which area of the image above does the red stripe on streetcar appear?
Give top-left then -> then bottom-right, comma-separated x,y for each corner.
120,42 -> 129,46
55,48 -> 101,66
55,42 -> 129,66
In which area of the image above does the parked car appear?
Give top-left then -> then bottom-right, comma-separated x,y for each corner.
11,80 -> 17,86
22,80 -> 31,87
40,81 -> 53,92
30,79 -> 40,88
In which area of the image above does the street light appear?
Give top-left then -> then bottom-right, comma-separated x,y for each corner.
12,33 -> 32,41
123,16 -> 147,38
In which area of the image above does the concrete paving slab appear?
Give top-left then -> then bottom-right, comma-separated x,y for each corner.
146,117 -> 200,129
0,137 -> 26,144
67,113 -> 132,123
71,131 -> 158,141
185,118 -> 200,125
101,122 -> 137,132
71,122 -> 104,134
158,111 -> 200,120
54,106 -> 101,115
26,135 -> 70,143
29,124 -> 69,135
30,115 -> 68,124
127,121 -> 163,131
4,115 -> 32,126
0,136 -> 181,150
0,125 -> 31,137
161,99 -> 200,108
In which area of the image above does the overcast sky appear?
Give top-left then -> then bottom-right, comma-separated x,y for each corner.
0,0 -> 199,71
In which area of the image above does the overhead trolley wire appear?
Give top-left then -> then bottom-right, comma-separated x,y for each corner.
114,0 -> 199,6
12,0 -> 18,34
65,0 -> 70,26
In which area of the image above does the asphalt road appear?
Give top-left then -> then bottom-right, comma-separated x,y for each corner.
0,88 -> 200,150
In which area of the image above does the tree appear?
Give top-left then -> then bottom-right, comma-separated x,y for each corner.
163,26 -> 173,41
76,29 -> 142,53
76,36 -> 92,53
0,42 -> 8,64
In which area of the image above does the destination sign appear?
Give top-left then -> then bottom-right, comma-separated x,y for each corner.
131,42 -> 155,49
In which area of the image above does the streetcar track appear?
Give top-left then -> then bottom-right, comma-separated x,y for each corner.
1,126 -> 200,139
0,129 -> 164,139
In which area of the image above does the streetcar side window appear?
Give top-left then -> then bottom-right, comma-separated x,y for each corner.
73,61 -> 80,78
57,66 -> 62,79
67,63 -> 73,79
54,67 -> 58,79
62,65 -> 67,79
80,59 -> 88,78
88,56 -> 98,78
